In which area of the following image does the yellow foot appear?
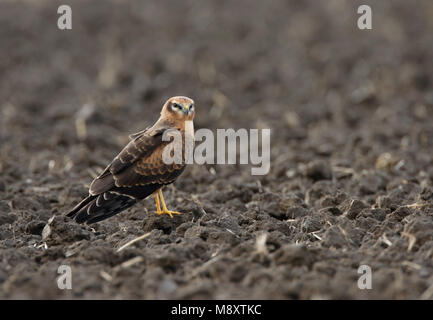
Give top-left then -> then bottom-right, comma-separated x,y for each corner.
154,189 -> 181,218
154,210 -> 181,218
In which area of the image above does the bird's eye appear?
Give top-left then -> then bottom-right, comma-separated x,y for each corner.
172,102 -> 182,110
189,104 -> 194,111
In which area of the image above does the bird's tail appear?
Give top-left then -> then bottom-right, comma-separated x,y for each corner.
66,192 -> 137,224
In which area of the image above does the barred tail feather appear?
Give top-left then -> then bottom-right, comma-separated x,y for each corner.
66,192 -> 137,224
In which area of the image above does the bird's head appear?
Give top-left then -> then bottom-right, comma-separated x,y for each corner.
162,96 -> 195,121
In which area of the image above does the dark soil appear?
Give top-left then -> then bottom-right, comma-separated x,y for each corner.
1,0 -> 433,299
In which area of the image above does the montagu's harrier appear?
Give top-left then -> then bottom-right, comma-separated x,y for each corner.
66,96 -> 195,224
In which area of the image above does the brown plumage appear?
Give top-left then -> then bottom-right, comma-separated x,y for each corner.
67,96 -> 195,224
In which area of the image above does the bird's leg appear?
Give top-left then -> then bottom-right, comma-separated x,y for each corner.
154,188 -> 181,218
154,192 -> 162,212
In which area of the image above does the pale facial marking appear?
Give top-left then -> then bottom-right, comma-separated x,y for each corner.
170,98 -> 195,117
171,100 -> 185,115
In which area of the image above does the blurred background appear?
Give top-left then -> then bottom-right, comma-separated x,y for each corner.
1,0 -> 432,177
1,0 -> 433,299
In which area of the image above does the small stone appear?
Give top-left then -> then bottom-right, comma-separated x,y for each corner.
301,216 -> 322,233
405,218 -> 433,248
273,244 -> 314,267
259,192 -> 282,218
313,261 -> 336,277
158,279 -> 178,295
359,173 -> 387,195
350,82 -> 376,104
260,192 -> 305,220
142,214 -> 182,235
359,208 -> 388,221
0,200 -> 11,214
341,199 -> 368,220
184,226 -> 209,241
319,192 -> 348,208
286,206 -> 309,219
323,226 -> 346,248
229,264 -> 247,282
420,187 -> 433,201
319,196 -> 337,208
375,153 -> 398,170
393,206 -> 413,220
0,213 -> 16,226
305,181 -> 335,204
320,207 -> 342,216
176,222 -> 193,237
304,160 -> 332,181
376,195 -> 397,211
279,193 -> 305,211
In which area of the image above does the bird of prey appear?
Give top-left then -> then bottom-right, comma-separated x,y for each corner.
66,96 -> 195,224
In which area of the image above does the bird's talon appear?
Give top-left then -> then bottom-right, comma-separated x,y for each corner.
154,210 -> 181,218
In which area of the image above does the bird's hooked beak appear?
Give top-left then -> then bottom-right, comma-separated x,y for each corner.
183,105 -> 190,115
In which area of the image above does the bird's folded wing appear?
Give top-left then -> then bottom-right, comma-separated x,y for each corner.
89,126 -> 177,195
128,126 -> 150,140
